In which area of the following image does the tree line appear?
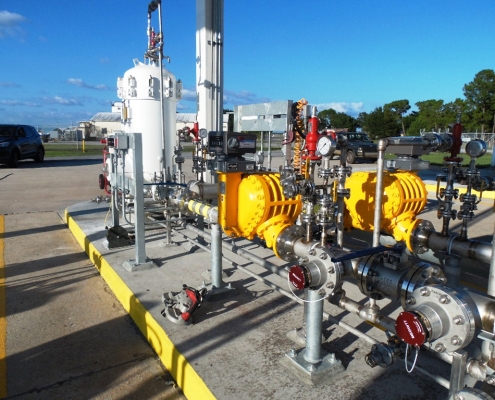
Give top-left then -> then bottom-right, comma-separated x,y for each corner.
317,69 -> 495,138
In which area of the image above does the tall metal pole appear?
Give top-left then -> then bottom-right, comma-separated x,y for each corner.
196,0 -> 224,182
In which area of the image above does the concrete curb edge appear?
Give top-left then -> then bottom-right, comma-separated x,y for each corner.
64,208 -> 216,400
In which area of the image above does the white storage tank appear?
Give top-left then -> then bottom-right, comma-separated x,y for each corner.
117,59 -> 182,183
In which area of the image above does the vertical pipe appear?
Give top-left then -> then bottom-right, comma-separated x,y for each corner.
132,133 -> 147,264
157,1 -> 167,178
210,223 -> 223,288
110,152 -> 119,227
303,288 -> 323,364
488,221 -> 495,296
373,140 -> 387,247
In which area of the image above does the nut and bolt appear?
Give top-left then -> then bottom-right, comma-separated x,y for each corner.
327,266 -> 335,274
453,316 -> 464,325
486,377 -> 495,386
406,297 -> 416,305
451,336 -> 462,346
288,348 -> 296,357
308,249 -> 316,256
434,343 -> 446,353
307,364 -> 317,372
318,289 -> 326,296
453,394 -> 464,400
319,253 -> 328,260
420,287 -> 430,297
326,282 -> 335,289
439,295 -> 450,304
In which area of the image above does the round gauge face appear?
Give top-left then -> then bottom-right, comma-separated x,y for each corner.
316,135 -> 333,156
199,128 -> 208,139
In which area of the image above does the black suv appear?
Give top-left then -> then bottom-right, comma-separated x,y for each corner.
334,132 -> 378,164
0,124 -> 45,167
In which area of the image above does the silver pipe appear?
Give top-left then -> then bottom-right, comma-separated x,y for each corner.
304,288 -> 324,364
211,223 -> 223,288
488,221 -> 495,296
157,1 -> 167,177
185,224 -> 288,278
427,232 -> 492,264
373,139 -> 387,247
179,224 -> 380,344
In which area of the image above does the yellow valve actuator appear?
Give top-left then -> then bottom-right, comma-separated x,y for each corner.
218,172 -> 301,251
344,171 -> 427,250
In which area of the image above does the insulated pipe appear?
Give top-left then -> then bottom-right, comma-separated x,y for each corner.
372,139 -> 387,247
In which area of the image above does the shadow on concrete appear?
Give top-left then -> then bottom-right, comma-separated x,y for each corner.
4,315 -> 181,400
0,158 -> 101,170
0,223 -> 65,239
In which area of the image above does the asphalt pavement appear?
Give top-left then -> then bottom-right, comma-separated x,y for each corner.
0,157 -> 185,400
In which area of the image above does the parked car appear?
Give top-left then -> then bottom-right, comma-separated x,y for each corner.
333,132 -> 378,164
0,124 -> 45,167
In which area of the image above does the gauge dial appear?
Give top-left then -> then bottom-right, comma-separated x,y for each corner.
316,135 -> 335,156
199,128 -> 208,139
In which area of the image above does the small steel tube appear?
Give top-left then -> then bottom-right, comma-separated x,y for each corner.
303,288 -> 324,364
373,140 -> 388,247
210,223 -> 223,288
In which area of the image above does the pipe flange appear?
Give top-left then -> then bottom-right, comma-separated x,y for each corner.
404,285 -> 476,353
400,262 -> 446,308
303,245 -> 344,296
275,225 -> 306,262
409,219 -> 434,254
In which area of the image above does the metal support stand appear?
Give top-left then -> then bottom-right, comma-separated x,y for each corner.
449,350 -> 468,398
122,133 -> 158,272
203,223 -> 234,298
281,288 -> 344,385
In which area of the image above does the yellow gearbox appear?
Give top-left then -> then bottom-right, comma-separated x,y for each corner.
344,171 -> 427,250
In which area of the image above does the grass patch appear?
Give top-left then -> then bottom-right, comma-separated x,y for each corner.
44,143 -> 105,157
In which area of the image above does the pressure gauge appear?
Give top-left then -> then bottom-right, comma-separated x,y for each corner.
316,135 -> 335,156
465,139 -> 487,158
199,128 -> 208,139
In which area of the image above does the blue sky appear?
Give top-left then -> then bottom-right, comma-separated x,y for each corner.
1,0 -> 494,129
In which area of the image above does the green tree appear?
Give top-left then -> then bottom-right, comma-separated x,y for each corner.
463,69 -> 495,133
384,99 -> 410,135
359,107 -> 399,139
406,99 -> 445,135
317,108 -> 359,131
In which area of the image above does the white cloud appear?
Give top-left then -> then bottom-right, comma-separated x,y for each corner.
223,89 -> 270,106
0,81 -> 20,88
180,88 -> 196,102
316,102 -> 364,116
0,11 -> 26,38
67,78 -> 110,91
41,96 -> 83,106
1,99 -> 39,107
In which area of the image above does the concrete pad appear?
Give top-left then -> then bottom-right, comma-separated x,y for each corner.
65,200 -> 453,400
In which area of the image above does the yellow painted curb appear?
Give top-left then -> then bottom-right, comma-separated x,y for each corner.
424,184 -> 495,200
65,209 -> 216,400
